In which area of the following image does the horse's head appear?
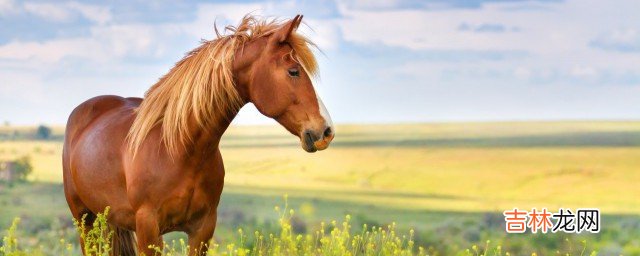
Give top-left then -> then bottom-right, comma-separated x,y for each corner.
235,15 -> 334,152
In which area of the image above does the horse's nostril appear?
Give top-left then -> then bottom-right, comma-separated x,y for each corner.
323,127 -> 333,138
304,130 -> 314,142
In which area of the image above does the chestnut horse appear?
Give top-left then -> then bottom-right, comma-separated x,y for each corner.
62,15 -> 334,255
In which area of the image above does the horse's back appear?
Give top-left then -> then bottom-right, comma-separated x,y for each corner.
65,95 -> 140,145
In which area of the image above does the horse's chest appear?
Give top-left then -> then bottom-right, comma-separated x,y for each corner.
161,180 -> 222,232
143,152 -> 225,233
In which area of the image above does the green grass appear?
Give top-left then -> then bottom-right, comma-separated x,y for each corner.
1,121 -> 639,255
1,182 -> 638,255
1,198 -> 603,256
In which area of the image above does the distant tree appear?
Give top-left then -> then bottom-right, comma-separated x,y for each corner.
36,125 -> 52,140
3,120 -> 9,126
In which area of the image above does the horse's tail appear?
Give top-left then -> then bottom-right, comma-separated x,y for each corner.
109,224 -> 137,256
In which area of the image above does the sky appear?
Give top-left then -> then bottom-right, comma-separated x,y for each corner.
0,0 -> 638,125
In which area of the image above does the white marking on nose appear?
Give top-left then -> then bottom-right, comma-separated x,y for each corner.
315,91 -> 333,129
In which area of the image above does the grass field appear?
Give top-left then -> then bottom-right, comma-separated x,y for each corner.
1,121 -> 639,255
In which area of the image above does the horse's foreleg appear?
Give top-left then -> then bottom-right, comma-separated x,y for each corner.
187,211 -> 218,256
135,208 -> 162,256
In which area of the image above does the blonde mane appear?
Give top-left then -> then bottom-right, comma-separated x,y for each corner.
127,15 -> 318,159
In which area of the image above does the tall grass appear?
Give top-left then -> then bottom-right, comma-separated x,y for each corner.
153,197 -> 423,256
0,198 -> 597,256
74,208 -> 113,255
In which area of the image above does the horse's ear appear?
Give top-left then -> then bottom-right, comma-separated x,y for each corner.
272,14 -> 303,44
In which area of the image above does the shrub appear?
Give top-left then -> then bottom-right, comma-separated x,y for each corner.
12,156 -> 33,182
35,126 -> 51,140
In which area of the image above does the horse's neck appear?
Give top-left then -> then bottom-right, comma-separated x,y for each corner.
190,98 -> 249,159
187,109 -> 237,156
184,45 -> 255,157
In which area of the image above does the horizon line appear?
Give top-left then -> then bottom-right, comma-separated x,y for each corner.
3,118 -> 640,128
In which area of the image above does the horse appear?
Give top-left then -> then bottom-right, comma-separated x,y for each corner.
62,14 -> 334,255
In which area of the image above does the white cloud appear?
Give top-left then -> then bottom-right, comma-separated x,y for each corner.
0,0 -> 17,15
513,67 -> 532,79
335,0 -> 638,55
0,16 -> 181,65
346,0 -> 401,9
570,66 -> 597,79
333,0 -> 640,86
590,28 -> 640,52
298,19 -> 341,50
0,38 -> 99,63
0,26 -> 165,64
23,2 -> 73,22
336,1 -> 570,52
20,1 -> 111,24
90,24 -> 179,58
67,2 -> 112,25
0,3 -> 266,66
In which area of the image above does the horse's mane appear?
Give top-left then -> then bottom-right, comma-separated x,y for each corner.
127,15 -> 318,158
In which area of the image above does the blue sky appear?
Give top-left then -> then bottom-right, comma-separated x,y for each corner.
0,0 -> 638,125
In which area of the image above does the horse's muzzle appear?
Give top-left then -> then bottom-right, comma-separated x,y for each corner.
301,126 -> 334,153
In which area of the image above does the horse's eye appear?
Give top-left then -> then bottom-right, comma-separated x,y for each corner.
288,68 -> 300,77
